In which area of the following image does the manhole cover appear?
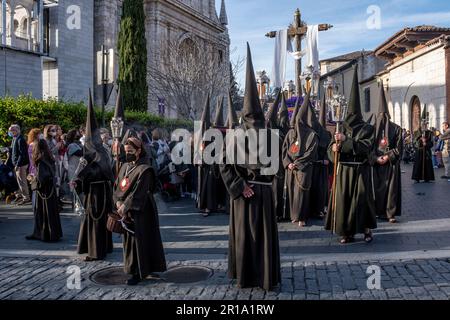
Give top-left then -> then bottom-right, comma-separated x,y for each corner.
90,266 -> 129,285
161,266 -> 213,283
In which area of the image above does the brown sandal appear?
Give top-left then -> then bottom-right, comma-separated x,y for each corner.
339,236 -> 354,244
364,231 -> 373,243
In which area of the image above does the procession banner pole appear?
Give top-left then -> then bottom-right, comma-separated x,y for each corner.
331,120 -> 341,235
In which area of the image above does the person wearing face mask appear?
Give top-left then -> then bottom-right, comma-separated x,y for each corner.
8,124 -> 30,205
26,139 -> 62,242
43,125 -> 58,157
113,137 -> 167,285
65,129 -> 83,184
44,125 -> 64,209
100,128 -> 112,154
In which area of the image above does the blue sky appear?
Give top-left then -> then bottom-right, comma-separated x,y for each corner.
217,0 -> 450,88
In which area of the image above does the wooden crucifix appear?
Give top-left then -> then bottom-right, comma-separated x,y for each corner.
266,8 -> 333,96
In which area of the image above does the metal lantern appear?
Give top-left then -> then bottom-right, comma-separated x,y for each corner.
110,117 -> 124,140
323,77 -> 347,133
301,66 -> 320,99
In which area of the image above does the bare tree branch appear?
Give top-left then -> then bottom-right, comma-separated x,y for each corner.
148,37 -> 231,120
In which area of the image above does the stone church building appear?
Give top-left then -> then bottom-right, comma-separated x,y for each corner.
319,26 -> 450,131
0,0 -> 230,119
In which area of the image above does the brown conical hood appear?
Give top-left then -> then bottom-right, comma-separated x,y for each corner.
241,43 -> 265,130
421,104 -> 429,121
266,89 -> 281,128
213,96 -> 225,127
306,101 -> 320,133
80,89 -> 113,182
377,81 -> 390,117
296,88 -> 311,127
200,93 -> 211,134
345,66 -> 363,126
226,91 -> 239,129
277,92 -> 290,135
114,85 -> 125,119
84,89 -> 102,149
290,95 -> 301,128
367,113 -> 375,125
319,93 -> 327,127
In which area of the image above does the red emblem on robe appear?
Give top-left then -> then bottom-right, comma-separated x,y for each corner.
120,177 -> 130,192
380,137 -> 388,148
289,141 -> 300,154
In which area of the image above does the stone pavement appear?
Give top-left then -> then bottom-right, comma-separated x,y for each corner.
0,164 -> 450,300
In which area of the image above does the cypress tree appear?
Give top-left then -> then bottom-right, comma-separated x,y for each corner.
118,0 -> 148,112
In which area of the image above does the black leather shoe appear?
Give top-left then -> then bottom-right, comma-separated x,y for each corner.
25,235 -> 39,240
84,256 -> 98,262
126,275 -> 141,286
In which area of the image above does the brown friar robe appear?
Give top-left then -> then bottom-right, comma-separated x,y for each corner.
411,129 -> 435,182
31,159 -> 63,242
75,162 -> 113,259
220,164 -> 281,291
310,134 -> 332,218
113,157 -> 167,278
369,119 -> 403,219
282,128 -> 319,222
325,121 -> 377,236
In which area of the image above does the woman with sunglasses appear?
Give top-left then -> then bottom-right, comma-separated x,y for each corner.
113,137 -> 167,285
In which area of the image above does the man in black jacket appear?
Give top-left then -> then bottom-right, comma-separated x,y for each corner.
8,124 -> 30,205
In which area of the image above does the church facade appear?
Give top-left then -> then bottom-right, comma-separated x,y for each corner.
0,0 -> 230,119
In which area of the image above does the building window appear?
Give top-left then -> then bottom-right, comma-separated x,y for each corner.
218,50 -> 223,65
364,87 -> 370,113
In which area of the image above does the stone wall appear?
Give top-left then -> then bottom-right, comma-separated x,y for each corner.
383,43 -> 447,130
145,0 -> 230,118
0,47 -> 42,98
93,0 -> 122,108
46,0 -> 94,103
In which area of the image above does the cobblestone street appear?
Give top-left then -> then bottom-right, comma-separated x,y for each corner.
1,164 -> 450,300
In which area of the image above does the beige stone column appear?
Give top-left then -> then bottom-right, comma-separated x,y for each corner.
9,0 -> 15,47
27,10 -> 31,50
445,40 -> 450,123
1,0 -> 6,45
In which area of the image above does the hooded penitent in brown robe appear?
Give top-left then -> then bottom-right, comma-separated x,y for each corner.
113,152 -> 167,279
220,43 -> 280,291
369,82 -> 402,220
265,89 -> 287,221
276,92 -> 291,221
282,89 -> 319,224
308,94 -> 332,218
75,89 -> 113,260
197,94 -> 225,214
412,105 -> 435,182
325,67 -> 376,241
211,96 -> 227,211
30,153 -> 63,242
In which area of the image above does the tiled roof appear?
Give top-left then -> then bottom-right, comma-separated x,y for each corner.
321,50 -> 373,63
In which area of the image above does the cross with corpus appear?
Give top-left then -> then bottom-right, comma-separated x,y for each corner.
266,8 -> 333,96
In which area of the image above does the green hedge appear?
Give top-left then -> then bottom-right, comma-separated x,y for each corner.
0,95 -> 193,146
